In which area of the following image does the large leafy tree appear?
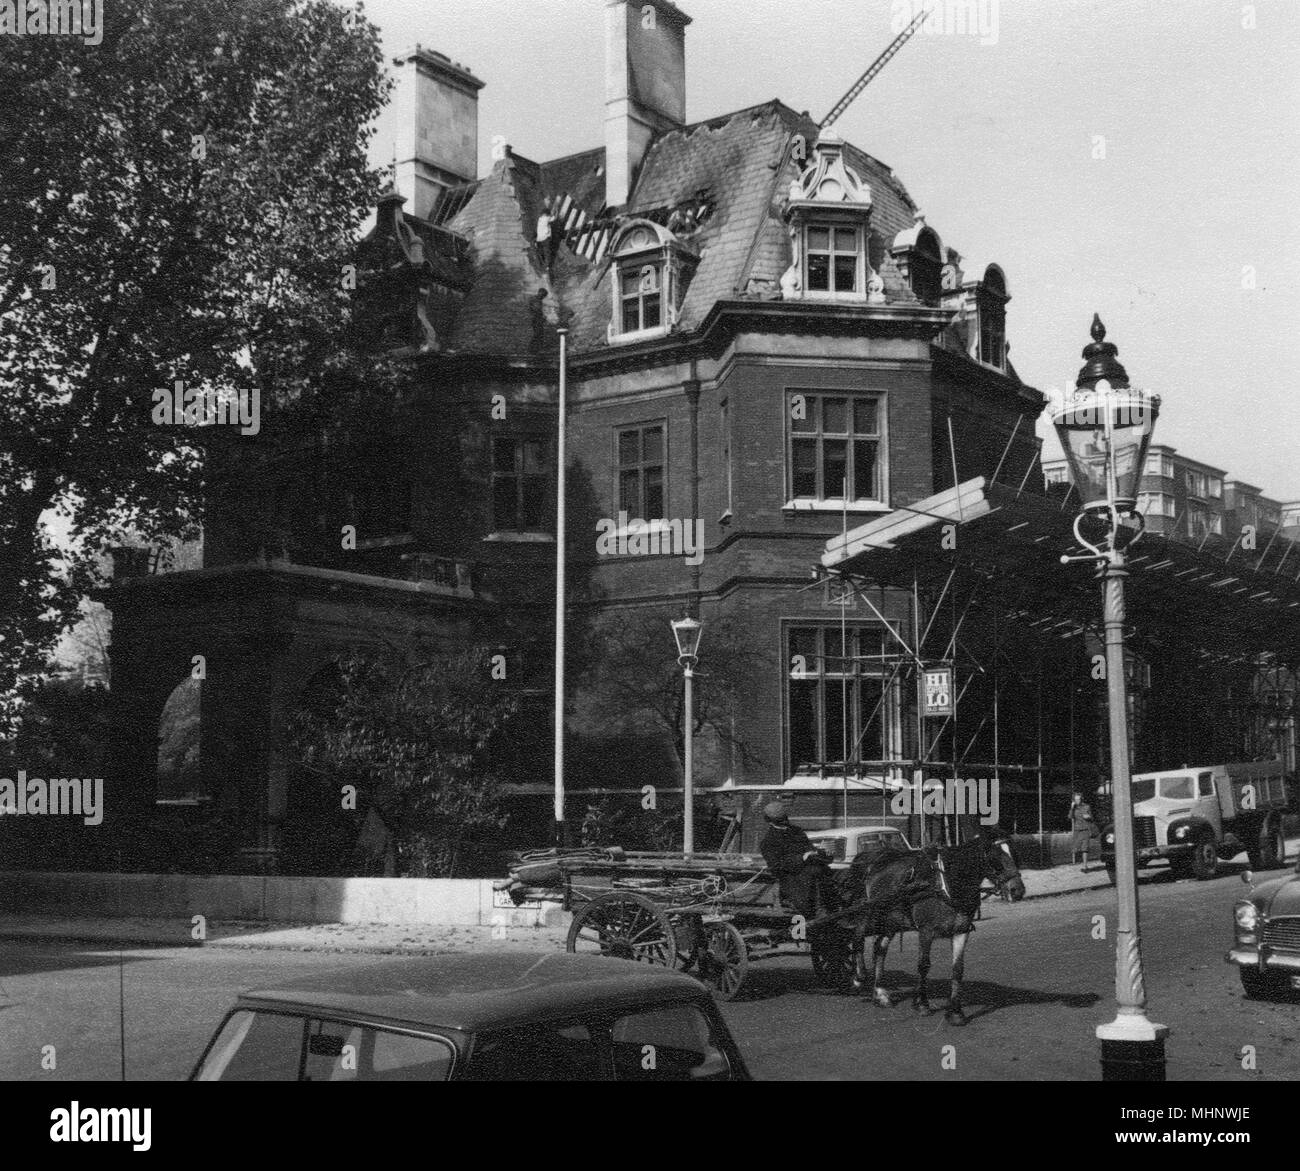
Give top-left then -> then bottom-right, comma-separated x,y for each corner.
288,649 -> 523,877
0,0 -> 391,724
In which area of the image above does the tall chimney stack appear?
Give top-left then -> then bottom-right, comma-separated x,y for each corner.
604,0 -> 691,210
392,46 -> 485,220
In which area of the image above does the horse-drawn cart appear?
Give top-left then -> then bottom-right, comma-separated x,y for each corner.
498,848 -> 857,1000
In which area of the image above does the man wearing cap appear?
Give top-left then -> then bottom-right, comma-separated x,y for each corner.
759,801 -> 841,921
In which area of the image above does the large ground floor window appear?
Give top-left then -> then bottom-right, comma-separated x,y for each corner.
787,624 -> 901,777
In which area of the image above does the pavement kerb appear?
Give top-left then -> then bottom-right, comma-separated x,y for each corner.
0,863 -> 1122,954
7,844 -> 1295,954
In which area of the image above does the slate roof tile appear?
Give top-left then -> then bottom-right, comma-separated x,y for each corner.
437,98 -> 956,357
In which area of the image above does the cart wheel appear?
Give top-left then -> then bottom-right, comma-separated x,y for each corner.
566,891 -> 678,967
700,921 -> 748,1001
811,926 -> 856,993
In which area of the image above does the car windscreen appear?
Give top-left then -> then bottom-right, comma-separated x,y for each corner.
814,836 -> 846,861
1130,779 -> 1155,803
194,1010 -> 305,1080
1158,776 -> 1194,800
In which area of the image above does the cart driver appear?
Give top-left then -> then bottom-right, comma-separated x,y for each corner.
759,801 -> 842,922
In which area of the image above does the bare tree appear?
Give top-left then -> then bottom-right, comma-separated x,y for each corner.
585,608 -> 772,774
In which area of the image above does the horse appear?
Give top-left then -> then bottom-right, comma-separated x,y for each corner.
832,827 -> 1025,1023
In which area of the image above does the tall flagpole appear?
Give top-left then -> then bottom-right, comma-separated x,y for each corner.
553,328 -> 568,846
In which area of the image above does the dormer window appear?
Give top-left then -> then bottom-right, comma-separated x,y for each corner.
891,213 -> 943,305
965,263 -> 1009,371
607,219 -> 696,344
805,226 -> 863,294
620,262 -> 662,333
781,133 -> 883,304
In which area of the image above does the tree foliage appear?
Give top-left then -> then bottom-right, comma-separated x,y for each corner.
0,0 -> 392,719
288,650 -> 523,877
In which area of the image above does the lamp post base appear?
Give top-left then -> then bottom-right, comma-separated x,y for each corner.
1098,1014 -> 1169,1081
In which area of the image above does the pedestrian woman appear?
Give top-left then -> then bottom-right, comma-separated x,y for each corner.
1069,792 -> 1094,866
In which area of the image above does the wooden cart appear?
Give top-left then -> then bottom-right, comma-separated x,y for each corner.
502,849 -> 858,1000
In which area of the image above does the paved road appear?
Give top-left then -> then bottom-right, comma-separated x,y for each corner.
1,867 -> 1295,1081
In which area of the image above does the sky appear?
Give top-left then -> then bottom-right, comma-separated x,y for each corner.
363,0 -> 1300,500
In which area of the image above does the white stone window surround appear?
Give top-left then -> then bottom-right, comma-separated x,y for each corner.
781,131 -> 884,305
606,218 -> 696,345
782,499 -> 893,514
605,516 -> 676,540
783,388 -> 889,510
800,218 -> 868,301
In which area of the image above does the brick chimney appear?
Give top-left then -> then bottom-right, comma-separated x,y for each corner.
604,0 -> 691,209
392,46 -> 485,220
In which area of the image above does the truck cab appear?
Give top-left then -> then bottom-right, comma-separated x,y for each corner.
1101,760 -> 1289,882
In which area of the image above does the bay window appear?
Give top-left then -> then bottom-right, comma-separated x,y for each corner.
788,392 -> 884,504
787,625 -> 899,777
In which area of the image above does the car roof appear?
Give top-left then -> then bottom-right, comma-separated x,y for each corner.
234,951 -> 709,1034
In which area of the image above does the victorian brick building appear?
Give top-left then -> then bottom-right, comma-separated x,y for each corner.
100,0 -> 1078,869
105,1 -> 1298,872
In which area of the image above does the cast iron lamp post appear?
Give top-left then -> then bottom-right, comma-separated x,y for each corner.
671,616 -> 703,855
1052,315 -> 1168,1080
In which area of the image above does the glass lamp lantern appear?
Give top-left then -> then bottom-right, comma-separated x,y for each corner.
671,616 -> 703,665
1050,316 -> 1160,515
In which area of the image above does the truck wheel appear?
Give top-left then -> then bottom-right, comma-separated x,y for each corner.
1240,967 -> 1287,1001
1189,838 -> 1219,880
1257,821 -> 1284,870
1169,858 -> 1192,881
1104,861 -> 1116,885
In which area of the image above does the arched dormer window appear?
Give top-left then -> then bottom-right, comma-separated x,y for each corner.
607,219 -> 697,344
957,262 -> 1009,371
890,213 -> 943,305
975,264 -> 1009,370
781,132 -> 883,304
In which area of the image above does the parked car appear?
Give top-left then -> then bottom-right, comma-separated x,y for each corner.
1101,760 -> 1288,882
191,951 -> 752,1081
1226,854 -> 1300,1000
806,824 -> 913,869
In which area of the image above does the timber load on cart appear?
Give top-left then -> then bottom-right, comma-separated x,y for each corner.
495,848 -> 858,1000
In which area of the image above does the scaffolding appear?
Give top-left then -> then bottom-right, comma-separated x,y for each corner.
820,461 -> 1300,847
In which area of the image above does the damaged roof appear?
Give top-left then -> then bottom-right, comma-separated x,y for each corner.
424,99 -> 959,360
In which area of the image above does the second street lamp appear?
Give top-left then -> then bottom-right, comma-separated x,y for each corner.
1052,315 -> 1167,1080
671,616 -> 703,856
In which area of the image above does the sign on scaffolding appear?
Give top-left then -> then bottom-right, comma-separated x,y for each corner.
922,665 -> 954,718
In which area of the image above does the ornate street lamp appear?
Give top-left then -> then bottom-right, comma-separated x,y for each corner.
671,616 -> 703,855
1053,315 -> 1167,1080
